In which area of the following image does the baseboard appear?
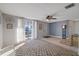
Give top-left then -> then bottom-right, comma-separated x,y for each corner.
48,35 -> 62,39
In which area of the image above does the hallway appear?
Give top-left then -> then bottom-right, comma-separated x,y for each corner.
15,39 -> 77,56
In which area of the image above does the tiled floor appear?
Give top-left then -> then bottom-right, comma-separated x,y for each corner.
42,37 -> 78,52
15,39 -> 78,56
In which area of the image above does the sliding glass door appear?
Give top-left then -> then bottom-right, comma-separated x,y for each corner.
24,20 -> 37,40
24,20 -> 32,39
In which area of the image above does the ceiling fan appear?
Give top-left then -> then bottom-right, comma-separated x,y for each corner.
46,15 -> 57,20
46,3 -> 75,21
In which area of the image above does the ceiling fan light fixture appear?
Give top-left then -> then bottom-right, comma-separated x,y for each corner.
46,19 -> 50,21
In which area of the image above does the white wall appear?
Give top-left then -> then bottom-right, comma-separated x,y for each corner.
37,21 -> 48,39
3,14 -> 24,47
0,24 -> 2,49
2,14 -> 25,48
0,12 -> 3,49
17,18 -> 25,43
31,21 -> 37,39
67,20 -> 79,37
74,21 -> 79,35
2,14 -> 17,48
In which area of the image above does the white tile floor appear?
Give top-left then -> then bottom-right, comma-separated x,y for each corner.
42,37 -> 78,52
15,39 -> 78,56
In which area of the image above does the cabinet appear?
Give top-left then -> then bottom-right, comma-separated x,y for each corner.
71,35 -> 79,47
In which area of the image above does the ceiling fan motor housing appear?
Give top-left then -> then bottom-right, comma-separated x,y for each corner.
47,15 -> 53,20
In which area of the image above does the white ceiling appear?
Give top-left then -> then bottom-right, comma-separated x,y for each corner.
0,3 -> 79,23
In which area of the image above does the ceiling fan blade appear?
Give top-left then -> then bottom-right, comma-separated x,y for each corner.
65,3 -> 75,9
52,18 -> 57,19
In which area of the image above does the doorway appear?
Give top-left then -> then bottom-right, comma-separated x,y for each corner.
24,20 -> 37,40
24,20 -> 32,39
62,25 -> 67,39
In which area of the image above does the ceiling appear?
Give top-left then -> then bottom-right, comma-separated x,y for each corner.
0,3 -> 79,23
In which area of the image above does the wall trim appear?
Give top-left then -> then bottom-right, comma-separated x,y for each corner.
48,35 -> 62,39
48,35 -> 69,39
